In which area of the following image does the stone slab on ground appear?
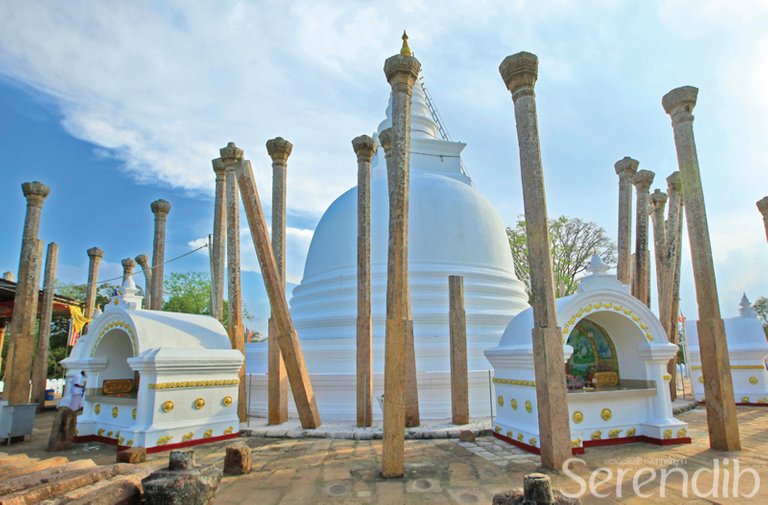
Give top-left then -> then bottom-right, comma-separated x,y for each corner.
39,471 -> 150,505
0,460 -> 96,496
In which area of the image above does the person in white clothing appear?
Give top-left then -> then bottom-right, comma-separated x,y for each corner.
69,371 -> 86,411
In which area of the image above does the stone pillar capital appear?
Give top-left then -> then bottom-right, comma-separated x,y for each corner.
219,142 -> 244,167
378,128 -> 393,157
383,55 -> 421,90
499,52 -> 538,97
266,137 -> 293,164
662,86 -> 698,124
756,196 -> 768,216
150,199 -> 172,218
650,189 -> 668,209
666,171 -> 682,194
633,170 -> 655,192
135,254 -> 150,268
121,257 -> 135,275
614,157 -> 639,179
352,135 -> 377,163
212,158 -> 227,177
87,247 -> 104,259
21,181 -> 50,206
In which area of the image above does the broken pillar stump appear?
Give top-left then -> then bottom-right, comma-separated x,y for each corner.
492,472 -> 582,505
46,407 -> 77,452
142,450 -> 222,505
116,447 -> 147,464
223,443 -> 252,476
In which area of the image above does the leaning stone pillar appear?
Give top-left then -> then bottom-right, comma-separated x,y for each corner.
614,157 -> 638,286
266,137 -> 292,425
663,85 -> 740,451
649,189 -> 668,309
449,275 -> 469,425
150,199 -> 171,310
135,254 -> 152,309
632,170 -> 655,306
500,52 -> 571,470
664,172 -> 684,400
211,159 -> 227,321
757,197 -> 768,242
381,33 -> 421,478
220,142 -> 247,423
84,247 -> 104,319
31,242 -> 58,409
352,134 -> 376,428
3,182 -> 49,405
379,128 -> 420,429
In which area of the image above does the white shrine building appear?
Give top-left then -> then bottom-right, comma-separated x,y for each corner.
485,257 -> 689,454
246,75 -> 530,420
686,294 -> 768,406
62,274 -> 242,453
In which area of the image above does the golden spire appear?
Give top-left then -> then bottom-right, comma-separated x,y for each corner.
400,30 -> 412,57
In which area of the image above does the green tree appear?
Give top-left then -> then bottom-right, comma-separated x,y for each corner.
163,272 -> 248,326
507,215 -> 617,301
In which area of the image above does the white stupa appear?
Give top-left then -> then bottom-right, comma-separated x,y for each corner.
246,75 -> 529,420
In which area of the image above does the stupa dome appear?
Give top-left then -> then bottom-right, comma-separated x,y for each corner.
246,75 -> 529,420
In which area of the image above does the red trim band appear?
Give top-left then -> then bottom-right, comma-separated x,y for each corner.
75,432 -> 240,453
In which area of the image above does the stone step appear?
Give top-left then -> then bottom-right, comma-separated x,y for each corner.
0,460 -> 96,496
0,456 -> 69,479
0,454 -> 34,467
39,471 -> 150,505
0,463 -> 140,505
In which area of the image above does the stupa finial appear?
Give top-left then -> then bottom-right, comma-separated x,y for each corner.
587,254 -> 610,275
739,292 -> 757,318
400,30 -> 412,57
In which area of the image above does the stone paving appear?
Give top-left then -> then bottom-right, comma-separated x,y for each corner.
4,403 -> 767,503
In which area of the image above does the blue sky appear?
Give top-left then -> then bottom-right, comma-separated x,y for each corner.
1,1 -> 766,331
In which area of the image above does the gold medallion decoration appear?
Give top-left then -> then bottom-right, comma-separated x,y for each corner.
571,438 -> 582,447
494,425 -> 501,433
119,436 -> 125,445
127,439 -> 134,447
677,428 -> 687,438
749,376 -> 759,385
528,437 -> 537,446
516,433 -> 524,441
107,431 -> 113,438
162,400 -> 174,413
759,397 -> 768,404
157,435 -> 173,446
524,400 -> 532,413
591,430 -> 602,440
132,408 -> 137,420
626,428 -> 636,437
497,395 -> 504,407
741,396 -> 750,403
600,408 -> 612,421
97,428 -> 105,436
506,431 -> 513,438
572,411 -> 584,424
183,432 -> 194,441
698,376 -> 704,383
223,395 -> 234,407
194,397 -> 206,410
204,429 -> 213,438
663,429 -> 672,440
112,406 -> 119,418
510,399 -> 518,410
94,403 -> 101,415
662,374 -> 672,382
608,429 -> 621,439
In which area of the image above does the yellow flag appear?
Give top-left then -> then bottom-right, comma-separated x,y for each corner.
69,305 -> 91,334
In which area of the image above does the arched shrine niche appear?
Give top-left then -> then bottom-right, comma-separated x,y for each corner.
565,319 -> 618,388
92,327 -> 137,396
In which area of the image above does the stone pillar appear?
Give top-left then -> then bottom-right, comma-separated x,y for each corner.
266,137 -> 292,426
663,85 -> 740,451
220,142 -> 247,423
379,128 -> 420,428
3,182 -> 49,405
757,197 -> 768,242
615,157 -> 639,286
84,247 -> 104,319
353,134 -> 376,428
135,254 -> 152,309
649,189 -> 668,308
235,158 -> 321,429
121,257 -> 136,286
449,275 -> 469,425
500,52 -> 571,471
664,172 -> 684,400
381,33 -> 421,478
632,170 -> 655,306
150,199 -> 171,310
2,271 -> 14,281
211,159 -> 227,321
31,242 -> 58,409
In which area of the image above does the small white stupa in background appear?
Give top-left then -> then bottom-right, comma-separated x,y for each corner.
246,74 -> 530,420
686,294 -> 768,405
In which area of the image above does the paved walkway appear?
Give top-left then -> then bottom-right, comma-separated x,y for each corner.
4,404 -> 766,503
